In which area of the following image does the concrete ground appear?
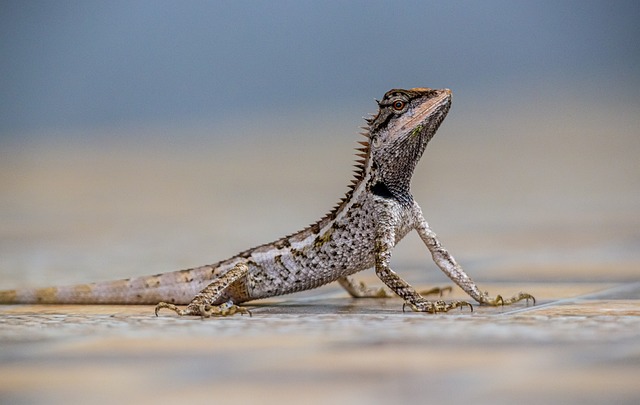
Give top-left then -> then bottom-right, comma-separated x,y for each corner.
1,100 -> 639,404
1,281 -> 639,404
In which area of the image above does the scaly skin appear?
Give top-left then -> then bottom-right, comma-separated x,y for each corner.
0,88 -> 534,317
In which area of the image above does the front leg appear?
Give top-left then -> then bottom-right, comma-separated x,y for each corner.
413,209 -> 534,307
373,206 -> 472,313
374,259 -> 472,313
155,263 -> 251,318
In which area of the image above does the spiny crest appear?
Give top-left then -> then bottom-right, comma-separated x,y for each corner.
365,112 -> 377,125
242,107 -> 378,249
319,117 -> 372,222
350,126 -> 371,186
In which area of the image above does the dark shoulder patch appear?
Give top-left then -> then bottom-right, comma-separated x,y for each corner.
371,181 -> 394,199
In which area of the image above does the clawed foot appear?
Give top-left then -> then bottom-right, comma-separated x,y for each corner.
403,299 -> 473,313
338,277 -> 390,298
419,286 -> 452,297
401,290 -> 535,314
480,292 -> 536,306
155,300 -> 251,318
353,281 -> 390,298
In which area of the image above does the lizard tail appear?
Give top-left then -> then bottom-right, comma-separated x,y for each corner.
0,265 -> 217,305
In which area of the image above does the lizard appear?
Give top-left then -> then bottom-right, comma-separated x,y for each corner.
0,87 -> 534,317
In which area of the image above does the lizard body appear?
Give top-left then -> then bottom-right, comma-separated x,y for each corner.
0,88 -> 533,316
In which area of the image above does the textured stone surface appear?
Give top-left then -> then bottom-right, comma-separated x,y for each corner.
1,282 -> 639,404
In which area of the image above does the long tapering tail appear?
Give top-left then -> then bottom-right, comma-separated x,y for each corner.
0,265 -> 217,305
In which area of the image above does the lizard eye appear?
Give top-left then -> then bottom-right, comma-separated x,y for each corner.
392,100 -> 406,111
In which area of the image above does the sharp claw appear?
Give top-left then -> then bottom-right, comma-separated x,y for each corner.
403,299 -> 473,314
419,286 -> 453,298
481,292 -> 536,307
453,301 -> 473,312
155,301 -> 250,318
518,292 -> 536,305
155,302 -> 181,316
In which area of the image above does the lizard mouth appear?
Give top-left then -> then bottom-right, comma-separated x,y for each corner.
399,89 -> 451,137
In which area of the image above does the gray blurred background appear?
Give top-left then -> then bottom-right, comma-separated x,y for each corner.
2,0 -> 639,136
1,1 -> 639,286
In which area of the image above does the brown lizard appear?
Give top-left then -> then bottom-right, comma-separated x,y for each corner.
0,87 -> 534,317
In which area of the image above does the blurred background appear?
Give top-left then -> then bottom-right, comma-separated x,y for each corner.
1,0 -> 639,286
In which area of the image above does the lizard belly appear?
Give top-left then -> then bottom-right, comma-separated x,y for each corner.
243,201 -> 396,299
245,235 -> 376,300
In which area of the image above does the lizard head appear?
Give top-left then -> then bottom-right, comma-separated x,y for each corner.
365,87 -> 452,204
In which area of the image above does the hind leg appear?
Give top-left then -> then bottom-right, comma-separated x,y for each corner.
155,263 -> 251,318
